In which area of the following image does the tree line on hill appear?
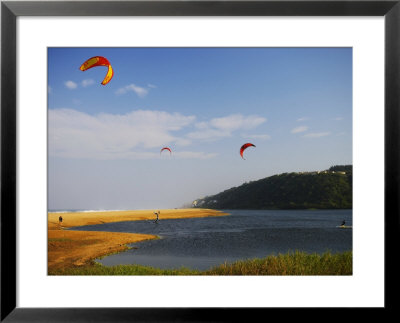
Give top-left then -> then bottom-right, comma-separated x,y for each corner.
192,165 -> 352,210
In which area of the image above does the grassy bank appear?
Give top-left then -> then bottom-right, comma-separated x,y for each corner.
49,250 -> 352,276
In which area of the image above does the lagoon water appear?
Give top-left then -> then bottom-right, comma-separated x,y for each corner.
71,209 -> 352,271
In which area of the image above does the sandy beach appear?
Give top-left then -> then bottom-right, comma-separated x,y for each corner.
48,208 -> 228,271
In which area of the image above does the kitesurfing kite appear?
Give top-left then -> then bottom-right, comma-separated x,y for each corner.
79,56 -> 114,85
160,147 -> 172,155
240,143 -> 255,159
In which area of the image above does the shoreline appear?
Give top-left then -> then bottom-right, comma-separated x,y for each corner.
48,208 -> 228,271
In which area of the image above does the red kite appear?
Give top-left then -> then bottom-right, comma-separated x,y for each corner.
240,143 -> 255,159
160,147 -> 172,155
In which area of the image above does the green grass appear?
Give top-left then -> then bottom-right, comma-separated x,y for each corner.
49,251 -> 352,276
203,251 -> 352,275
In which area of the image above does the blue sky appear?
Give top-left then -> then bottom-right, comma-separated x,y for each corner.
48,47 -> 352,210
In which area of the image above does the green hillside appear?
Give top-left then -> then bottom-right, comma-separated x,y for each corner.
193,165 -> 352,210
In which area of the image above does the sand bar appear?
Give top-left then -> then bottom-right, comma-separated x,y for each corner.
48,209 -> 228,271
48,208 -> 227,229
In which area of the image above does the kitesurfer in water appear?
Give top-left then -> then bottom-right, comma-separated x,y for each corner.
341,220 -> 346,227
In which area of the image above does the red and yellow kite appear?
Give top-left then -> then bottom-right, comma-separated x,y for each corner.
79,56 -> 113,85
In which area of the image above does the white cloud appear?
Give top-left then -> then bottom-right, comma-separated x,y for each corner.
291,126 -> 308,134
194,122 -> 209,130
174,138 -> 192,147
334,117 -> 344,121
303,132 -> 331,138
147,84 -> 157,88
297,117 -> 309,122
187,128 -> 231,141
49,110 -> 267,160
188,114 -> 267,141
242,133 -> 271,140
173,151 -> 218,159
49,109 -> 196,160
210,114 -> 266,131
115,84 -> 149,97
65,80 -> 78,89
81,79 -> 95,87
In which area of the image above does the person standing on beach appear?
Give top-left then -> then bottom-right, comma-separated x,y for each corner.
59,215 -> 63,228
154,211 -> 160,223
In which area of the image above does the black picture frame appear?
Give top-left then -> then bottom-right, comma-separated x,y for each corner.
1,0 -> 399,321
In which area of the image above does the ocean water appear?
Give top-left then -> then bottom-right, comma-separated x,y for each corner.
71,209 -> 352,271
